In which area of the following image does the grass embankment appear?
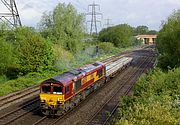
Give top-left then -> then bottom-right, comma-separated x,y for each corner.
0,46 -> 137,96
109,68 -> 180,125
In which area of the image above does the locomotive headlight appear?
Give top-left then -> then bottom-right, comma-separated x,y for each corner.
41,99 -> 46,103
57,98 -> 61,104
40,97 -> 46,102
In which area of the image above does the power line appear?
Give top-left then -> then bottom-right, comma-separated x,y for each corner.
0,0 -> 22,27
86,1 -> 102,35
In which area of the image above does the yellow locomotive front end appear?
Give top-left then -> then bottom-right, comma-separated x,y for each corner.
40,81 -> 65,115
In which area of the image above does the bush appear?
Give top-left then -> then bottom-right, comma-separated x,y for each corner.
0,39 -> 16,75
98,42 -> 114,53
14,27 -> 54,73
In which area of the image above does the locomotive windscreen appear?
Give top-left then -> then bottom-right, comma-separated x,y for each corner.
53,86 -> 62,94
41,83 -> 63,94
42,86 -> 51,94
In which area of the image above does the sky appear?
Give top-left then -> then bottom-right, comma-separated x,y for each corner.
0,0 -> 180,31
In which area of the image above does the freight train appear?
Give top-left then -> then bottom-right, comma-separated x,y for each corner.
39,57 -> 133,115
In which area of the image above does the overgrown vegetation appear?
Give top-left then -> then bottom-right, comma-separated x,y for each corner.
157,10 -> 180,69
110,68 -> 180,125
109,10 -> 180,125
98,24 -> 135,47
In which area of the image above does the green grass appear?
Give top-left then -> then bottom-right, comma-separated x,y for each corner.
109,68 -> 180,125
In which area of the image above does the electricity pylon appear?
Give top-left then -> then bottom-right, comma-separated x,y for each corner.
86,1 -> 102,35
0,0 -> 22,27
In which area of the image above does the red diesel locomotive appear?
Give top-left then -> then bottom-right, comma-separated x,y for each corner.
40,62 -> 106,115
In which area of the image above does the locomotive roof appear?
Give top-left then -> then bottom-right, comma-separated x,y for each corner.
50,61 -> 104,86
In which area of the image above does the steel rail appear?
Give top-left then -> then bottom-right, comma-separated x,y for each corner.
0,97 -> 39,125
0,85 -> 39,108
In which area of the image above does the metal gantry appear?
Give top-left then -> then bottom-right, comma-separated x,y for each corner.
0,0 -> 22,27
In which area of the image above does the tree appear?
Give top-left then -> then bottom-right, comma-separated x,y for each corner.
157,10 -> 180,69
98,24 -> 134,47
37,11 -> 54,39
134,25 -> 149,35
147,30 -> 158,35
38,3 -> 85,53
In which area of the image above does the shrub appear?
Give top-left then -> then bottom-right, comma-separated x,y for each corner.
0,39 -> 16,75
98,42 -> 115,53
14,27 -> 54,74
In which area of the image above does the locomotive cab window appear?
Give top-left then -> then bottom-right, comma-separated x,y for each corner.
42,86 -> 51,94
53,86 -> 62,94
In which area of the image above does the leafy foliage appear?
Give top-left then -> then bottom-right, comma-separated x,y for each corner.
134,25 -> 157,35
157,10 -> 180,69
134,25 -> 149,35
98,42 -> 118,54
0,39 -> 15,75
110,68 -> 180,125
14,27 -> 54,73
98,24 -> 134,47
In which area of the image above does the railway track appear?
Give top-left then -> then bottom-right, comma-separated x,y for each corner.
0,97 -> 39,125
85,57 -> 154,125
0,85 -> 39,110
